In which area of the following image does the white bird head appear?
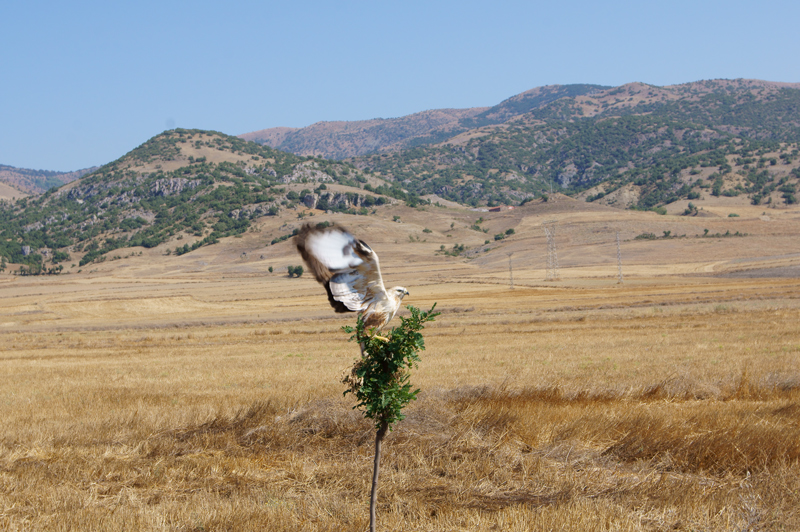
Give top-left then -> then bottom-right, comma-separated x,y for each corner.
392,287 -> 410,299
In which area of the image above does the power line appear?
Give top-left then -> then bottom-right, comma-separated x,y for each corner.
507,252 -> 514,290
542,220 -> 560,281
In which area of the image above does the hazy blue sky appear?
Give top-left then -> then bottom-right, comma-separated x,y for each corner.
2,0 -> 799,171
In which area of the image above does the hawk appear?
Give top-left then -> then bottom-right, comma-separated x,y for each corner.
295,223 -> 409,332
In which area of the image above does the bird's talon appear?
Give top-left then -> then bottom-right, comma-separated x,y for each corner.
374,335 -> 389,342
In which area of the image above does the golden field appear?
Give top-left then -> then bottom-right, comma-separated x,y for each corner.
2,197 -> 800,530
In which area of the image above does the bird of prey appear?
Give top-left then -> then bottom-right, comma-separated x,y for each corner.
295,223 -> 409,333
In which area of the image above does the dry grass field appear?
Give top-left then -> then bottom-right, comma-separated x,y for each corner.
2,199 -> 800,530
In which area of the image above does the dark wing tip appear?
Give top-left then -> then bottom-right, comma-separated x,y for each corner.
357,239 -> 373,253
324,281 -> 352,313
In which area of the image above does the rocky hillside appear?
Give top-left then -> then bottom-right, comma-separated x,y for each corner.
0,129 -> 404,272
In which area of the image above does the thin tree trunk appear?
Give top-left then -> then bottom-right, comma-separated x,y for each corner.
370,420 -> 389,532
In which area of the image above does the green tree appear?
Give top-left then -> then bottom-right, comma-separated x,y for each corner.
343,304 -> 439,532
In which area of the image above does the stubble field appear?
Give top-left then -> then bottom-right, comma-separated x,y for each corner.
2,200 -> 800,530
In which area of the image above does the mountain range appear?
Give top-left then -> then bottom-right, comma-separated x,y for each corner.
2,78 -> 799,272
240,79 -> 800,208
239,84 -> 609,158
241,80 -> 800,159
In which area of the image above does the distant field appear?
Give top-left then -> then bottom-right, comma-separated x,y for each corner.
2,201 -> 800,530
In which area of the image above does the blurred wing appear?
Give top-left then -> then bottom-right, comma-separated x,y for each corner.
296,224 -> 387,313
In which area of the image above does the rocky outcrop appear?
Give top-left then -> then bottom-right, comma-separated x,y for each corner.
230,203 -> 279,220
558,164 -> 578,187
302,191 -> 393,211
302,194 -> 319,209
66,182 -> 109,201
23,213 -> 69,232
280,162 -> 334,184
150,178 -> 200,196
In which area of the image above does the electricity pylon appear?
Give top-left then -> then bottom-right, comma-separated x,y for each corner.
543,220 -> 560,281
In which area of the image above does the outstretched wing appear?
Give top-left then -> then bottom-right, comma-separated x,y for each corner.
295,224 -> 388,314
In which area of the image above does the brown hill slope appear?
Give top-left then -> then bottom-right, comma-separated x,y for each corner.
513,79 -> 800,124
240,107 -> 487,159
0,180 -> 28,201
240,84 -> 609,159
0,165 -> 97,195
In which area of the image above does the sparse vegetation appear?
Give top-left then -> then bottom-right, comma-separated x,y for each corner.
437,243 -> 467,256
270,229 -> 299,246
